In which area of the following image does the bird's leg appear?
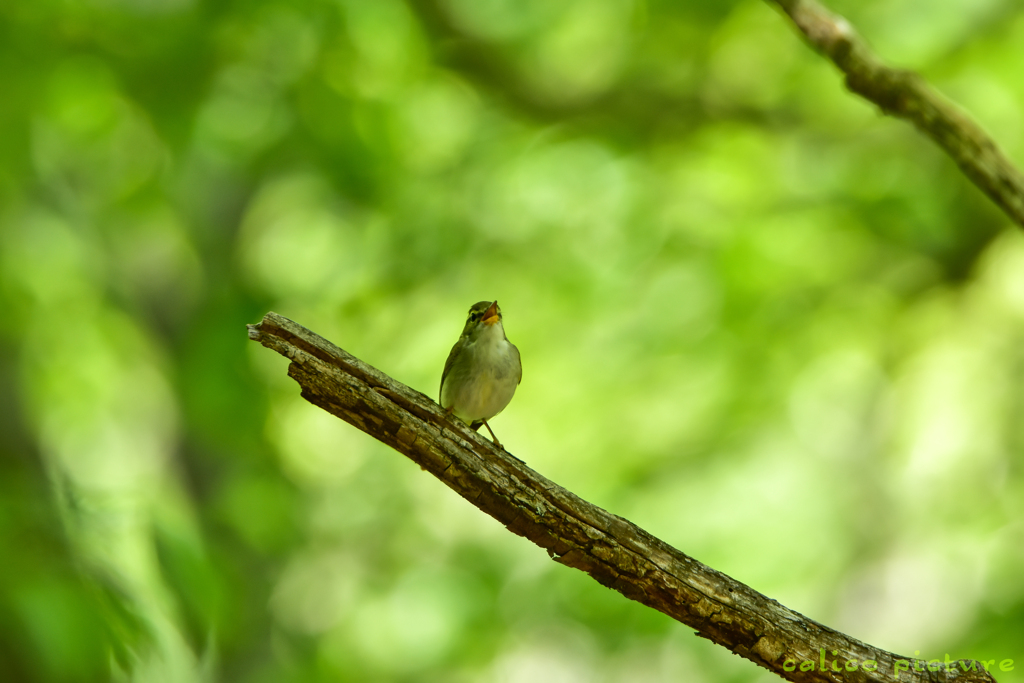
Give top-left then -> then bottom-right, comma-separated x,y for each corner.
443,405 -> 458,427
481,420 -> 502,449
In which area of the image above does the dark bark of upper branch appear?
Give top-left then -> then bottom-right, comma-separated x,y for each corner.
248,312 -> 997,683
767,0 -> 1024,229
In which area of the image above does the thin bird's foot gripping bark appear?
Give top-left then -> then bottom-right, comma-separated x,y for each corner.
481,419 -> 502,449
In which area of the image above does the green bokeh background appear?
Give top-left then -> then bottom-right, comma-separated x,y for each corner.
2,0 -> 1024,681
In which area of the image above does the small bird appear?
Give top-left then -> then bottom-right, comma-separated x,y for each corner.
440,300 -> 522,448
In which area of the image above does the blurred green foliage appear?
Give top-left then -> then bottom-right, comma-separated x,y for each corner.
2,0 -> 1024,681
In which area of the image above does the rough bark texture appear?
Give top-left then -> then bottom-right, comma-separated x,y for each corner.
768,0 -> 1024,229
248,312 -> 997,683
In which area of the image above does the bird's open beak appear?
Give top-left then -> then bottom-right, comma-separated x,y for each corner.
482,301 -> 500,325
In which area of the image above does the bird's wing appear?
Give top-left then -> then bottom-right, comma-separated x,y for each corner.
440,337 -> 466,403
512,342 -> 522,385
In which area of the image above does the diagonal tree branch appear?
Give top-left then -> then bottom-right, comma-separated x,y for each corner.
248,312 -> 997,683
767,0 -> 1024,229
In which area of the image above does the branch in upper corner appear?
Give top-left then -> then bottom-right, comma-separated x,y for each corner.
767,0 -> 1024,229
247,311 -> 998,683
